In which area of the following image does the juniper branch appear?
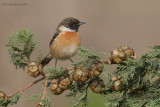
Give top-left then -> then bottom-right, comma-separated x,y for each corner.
5,29 -> 160,107
7,76 -> 45,98
41,79 -> 48,100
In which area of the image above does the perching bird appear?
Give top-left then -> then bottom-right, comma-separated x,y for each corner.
41,17 -> 85,66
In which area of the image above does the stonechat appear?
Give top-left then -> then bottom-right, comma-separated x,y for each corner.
41,17 -> 85,66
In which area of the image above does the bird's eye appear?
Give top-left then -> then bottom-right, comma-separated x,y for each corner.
69,22 -> 74,26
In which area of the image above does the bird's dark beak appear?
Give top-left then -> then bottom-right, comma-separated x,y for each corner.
79,22 -> 86,25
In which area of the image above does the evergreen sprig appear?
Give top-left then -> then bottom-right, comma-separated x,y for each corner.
36,49 -> 45,63
45,66 -> 69,80
67,82 -> 89,107
6,29 -> 38,70
104,47 -> 160,107
0,92 -> 22,107
116,47 -> 160,91
72,47 -> 100,68
27,94 -> 51,107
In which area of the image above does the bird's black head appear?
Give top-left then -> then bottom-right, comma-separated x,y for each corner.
59,17 -> 85,32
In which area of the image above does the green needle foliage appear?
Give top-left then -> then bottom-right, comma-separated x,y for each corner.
6,29 -> 38,70
27,94 -> 51,107
73,47 -> 100,68
66,81 -> 89,107
45,66 -> 69,80
35,49 -> 45,63
104,46 -> 160,107
0,92 -> 22,107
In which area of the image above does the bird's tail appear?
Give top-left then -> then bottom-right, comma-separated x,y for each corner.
41,54 -> 53,67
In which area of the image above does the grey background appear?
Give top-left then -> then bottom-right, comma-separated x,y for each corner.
0,0 -> 160,107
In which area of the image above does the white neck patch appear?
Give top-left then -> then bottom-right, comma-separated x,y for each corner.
59,25 -> 75,32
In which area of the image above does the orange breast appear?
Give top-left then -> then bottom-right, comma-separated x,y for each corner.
50,31 -> 81,59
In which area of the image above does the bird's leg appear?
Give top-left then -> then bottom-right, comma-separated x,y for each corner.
54,59 -> 58,72
69,58 -> 74,62
55,59 -> 57,67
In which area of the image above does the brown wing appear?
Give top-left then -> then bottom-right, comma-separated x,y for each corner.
49,29 -> 61,46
